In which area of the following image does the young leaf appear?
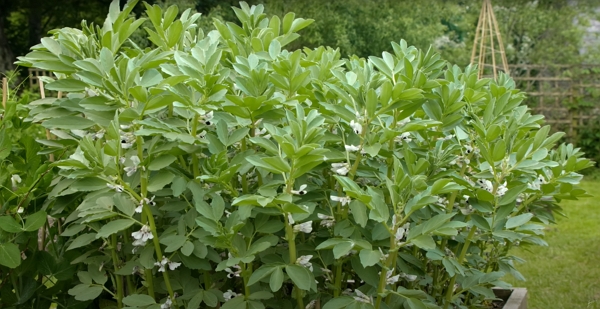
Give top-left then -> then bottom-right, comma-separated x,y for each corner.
505,213 -> 534,229
0,243 -> 21,268
123,294 -> 156,307
285,264 -> 313,291
0,216 -> 23,233
23,210 -> 47,232
96,219 -> 135,238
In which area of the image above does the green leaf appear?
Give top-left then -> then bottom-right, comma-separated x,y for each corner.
148,154 -> 177,171
505,213 -> 534,229
248,265 -> 276,286
269,267 -> 284,292
42,116 -> 95,130
161,235 -> 187,252
67,233 -> 97,250
147,170 -> 175,191
359,249 -> 382,267
0,216 -> 23,233
67,284 -> 103,301
181,241 -> 194,256
122,294 -> 156,306
113,194 -> 136,217
405,298 -> 428,309
322,297 -> 355,309
332,240 -> 354,259
499,184 -> 527,206
410,235 -> 436,249
188,291 -> 204,309
96,219 -> 135,238
70,178 -> 107,191
349,200 -> 368,227
45,78 -> 88,92
140,69 -> 163,87
0,243 -> 22,268
23,210 -> 47,232
285,264 -> 313,291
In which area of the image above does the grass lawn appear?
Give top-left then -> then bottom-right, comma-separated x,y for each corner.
504,180 -> 600,309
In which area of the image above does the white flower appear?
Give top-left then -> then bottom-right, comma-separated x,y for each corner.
135,195 -> 156,213
124,155 -> 141,177
350,120 -> 362,134
330,195 -> 352,206
131,225 -> 153,247
155,256 -> 168,272
476,179 -> 494,192
464,145 -> 474,155
154,256 -> 181,272
168,261 -> 181,270
496,182 -> 508,196
460,205 -> 474,215
353,290 -> 373,304
385,269 -> 400,285
291,184 -> 308,195
437,134 -> 454,141
11,174 -> 21,189
395,223 -> 410,244
400,273 -> 418,281
296,255 -> 313,271
202,111 -> 214,125
378,247 -> 389,262
225,265 -> 242,278
293,221 -> 313,233
107,183 -> 124,193
436,196 -> 448,206
160,296 -> 172,309
529,174 -> 546,190
397,117 -> 410,127
119,131 -> 135,149
395,132 -> 412,143
331,162 -> 350,176
305,300 -> 317,309
17,207 -> 24,214
223,289 -> 238,301
344,144 -> 360,152
92,129 -> 105,140
287,213 -> 295,225
318,213 -> 336,228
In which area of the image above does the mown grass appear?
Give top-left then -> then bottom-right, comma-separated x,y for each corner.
505,180 -> 600,309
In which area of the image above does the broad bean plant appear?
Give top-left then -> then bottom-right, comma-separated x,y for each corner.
10,1 -> 592,309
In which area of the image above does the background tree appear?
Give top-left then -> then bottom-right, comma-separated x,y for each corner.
1,0 -> 599,76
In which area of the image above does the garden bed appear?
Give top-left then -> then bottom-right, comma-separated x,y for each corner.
492,288 -> 527,309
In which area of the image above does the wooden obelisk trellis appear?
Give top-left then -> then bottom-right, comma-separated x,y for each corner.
471,0 -> 510,79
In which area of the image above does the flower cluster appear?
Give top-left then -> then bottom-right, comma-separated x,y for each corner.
154,256 -> 181,272
131,225 -> 153,247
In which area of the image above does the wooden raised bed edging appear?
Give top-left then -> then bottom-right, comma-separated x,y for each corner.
493,288 -> 528,309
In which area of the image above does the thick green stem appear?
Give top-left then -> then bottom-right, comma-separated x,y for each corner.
111,234 -> 124,308
241,263 -> 252,297
332,262 -> 343,297
443,226 -> 477,309
134,136 -> 156,299
144,207 -> 177,307
191,115 -> 200,179
241,139 -> 249,193
375,233 -> 397,309
285,218 -> 304,309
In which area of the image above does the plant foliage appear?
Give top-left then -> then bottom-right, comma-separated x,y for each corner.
6,1 -> 593,309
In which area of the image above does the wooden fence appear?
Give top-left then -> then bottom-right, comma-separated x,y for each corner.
509,64 -> 600,140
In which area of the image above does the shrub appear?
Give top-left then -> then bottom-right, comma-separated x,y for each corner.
9,1 -> 592,309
